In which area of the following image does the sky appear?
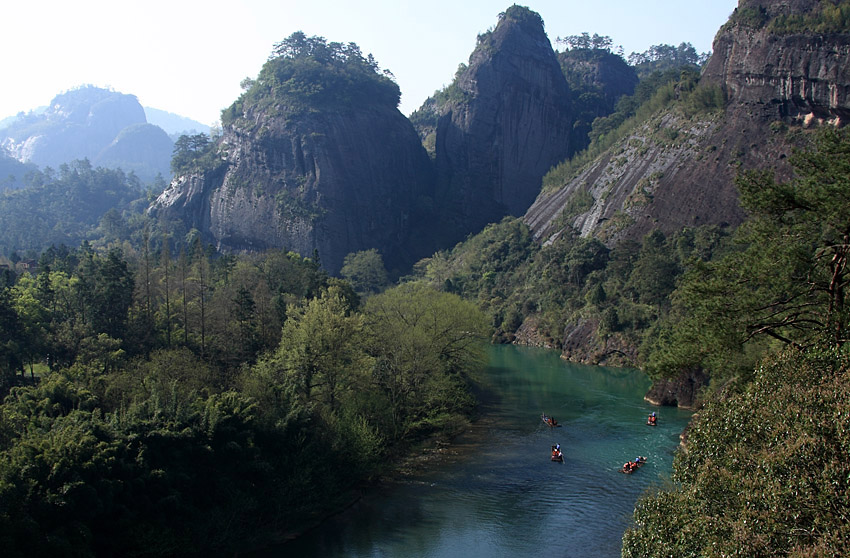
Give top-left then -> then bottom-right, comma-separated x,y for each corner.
1,0 -> 739,126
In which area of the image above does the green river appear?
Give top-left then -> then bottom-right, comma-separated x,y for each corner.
267,344 -> 692,557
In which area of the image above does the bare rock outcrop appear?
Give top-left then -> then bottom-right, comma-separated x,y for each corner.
152,39 -> 434,275
526,0 -> 850,253
432,6 -> 574,241
644,368 -> 709,409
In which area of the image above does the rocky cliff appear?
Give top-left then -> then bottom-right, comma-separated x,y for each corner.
522,0 -> 850,404
151,36 -> 434,275
526,0 -> 850,250
430,6 -> 574,241
558,48 -> 639,153
703,0 -> 850,126
156,8 -> 585,275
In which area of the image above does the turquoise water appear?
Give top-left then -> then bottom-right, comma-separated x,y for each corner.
273,344 -> 691,557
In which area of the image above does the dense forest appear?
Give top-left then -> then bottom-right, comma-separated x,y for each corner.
0,237 -> 488,555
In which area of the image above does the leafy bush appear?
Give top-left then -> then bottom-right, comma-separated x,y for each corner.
623,346 -> 850,557
727,1 -> 850,34
769,1 -> 850,33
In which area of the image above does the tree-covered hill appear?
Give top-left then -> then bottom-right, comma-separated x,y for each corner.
156,32 -> 434,276
0,151 -> 38,192
221,32 -> 400,126
0,159 -> 157,257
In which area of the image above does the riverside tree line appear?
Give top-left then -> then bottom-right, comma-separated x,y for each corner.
0,236 -> 488,556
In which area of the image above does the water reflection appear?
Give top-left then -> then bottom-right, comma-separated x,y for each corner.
262,345 -> 692,558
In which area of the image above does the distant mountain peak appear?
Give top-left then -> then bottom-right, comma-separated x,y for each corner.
0,85 -> 173,182
143,107 -> 211,138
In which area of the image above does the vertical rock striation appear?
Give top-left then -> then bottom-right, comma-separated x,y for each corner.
702,0 -> 850,126
432,6 -> 574,240
151,37 -> 434,275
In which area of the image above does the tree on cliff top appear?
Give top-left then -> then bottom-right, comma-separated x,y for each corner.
498,4 -> 545,31
223,32 -> 400,123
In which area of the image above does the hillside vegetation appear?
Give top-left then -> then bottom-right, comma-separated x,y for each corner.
417,66 -> 731,370
729,0 -> 850,33
222,32 -> 400,126
423,118 -> 850,557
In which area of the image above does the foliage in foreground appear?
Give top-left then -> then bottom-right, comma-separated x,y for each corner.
622,346 -> 850,557
417,215 -> 730,369
0,237 -> 488,556
646,127 -> 850,382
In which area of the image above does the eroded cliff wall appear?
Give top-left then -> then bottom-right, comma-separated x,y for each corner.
432,7 -> 574,241
703,0 -> 850,126
526,0 -> 850,250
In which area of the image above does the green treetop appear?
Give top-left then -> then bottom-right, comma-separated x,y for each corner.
223,32 -> 400,123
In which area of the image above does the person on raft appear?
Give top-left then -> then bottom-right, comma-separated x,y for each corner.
551,444 -> 563,461
647,412 -> 657,426
623,457 -> 645,472
543,413 -> 558,427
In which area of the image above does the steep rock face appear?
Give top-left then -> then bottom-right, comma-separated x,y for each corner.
522,0 -> 850,402
559,49 -> 637,108
558,317 -> 638,367
526,0 -> 850,250
703,0 -> 850,126
558,49 -> 639,153
433,7 -> 573,240
644,368 -> 709,409
153,100 -> 434,275
525,110 -> 755,249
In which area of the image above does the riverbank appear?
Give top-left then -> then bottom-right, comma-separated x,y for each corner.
240,345 -> 692,557
236,420 -> 480,556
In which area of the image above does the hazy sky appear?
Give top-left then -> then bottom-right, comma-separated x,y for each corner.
1,0 -> 739,126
